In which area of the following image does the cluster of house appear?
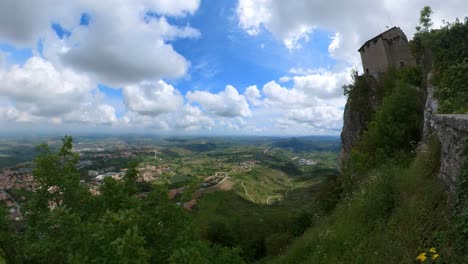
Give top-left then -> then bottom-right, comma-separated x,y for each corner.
0,167 -> 35,191
233,160 -> 260,172
137,164 -> 172,182
0,165 -> 34,221
292,157 -> 317,166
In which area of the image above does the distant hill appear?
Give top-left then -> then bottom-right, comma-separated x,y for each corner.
272,137 -> 340,152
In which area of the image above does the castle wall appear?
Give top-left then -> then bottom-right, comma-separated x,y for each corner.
359,27 -> 415,77
359,38 -> 389,78
382,30 -> 416,69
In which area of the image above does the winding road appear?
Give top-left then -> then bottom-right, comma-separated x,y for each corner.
241,181 -> 255,202
285,179 -> 294,198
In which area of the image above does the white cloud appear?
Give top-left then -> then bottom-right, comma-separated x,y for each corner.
0,52 -> 5,69
0,1 -> 201,85
176,105 -> 214,131
257,68 -> 350,134
244,85 -> 262,106
0,0 -> 64,46
237,0 -> 467,64
120,112 -> 171,130
123,80 -> 184,116
262,81 -> 307,106
63,103 -> 118,125
328,32 -> 341,55
45,2 -> 200,85
187,85 -> 251,118
119,104 -> 213,132
0,56 -> 118,124
0,57 -> 92,116
291,70 -> 351,99
237,0 -> 272,36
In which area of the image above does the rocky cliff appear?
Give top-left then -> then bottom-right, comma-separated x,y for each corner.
339,77 -> 379,164
340,70 -> 468,194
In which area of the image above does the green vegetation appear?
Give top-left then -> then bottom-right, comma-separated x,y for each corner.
412,9 -> 468,113
453,140 -> 468,256
274,135 -> 462,263
2,7 -> 466,264
0,136 -> 243,263
272,68 -> 465,262
0,135 -> 339,263
194,189 -> 319,261
270,8 -> 468,263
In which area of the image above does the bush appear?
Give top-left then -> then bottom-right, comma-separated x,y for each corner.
264,233 -> 292,256
355,80 -> 423,167
416,17 -> 468,113
438,61 -> 468,113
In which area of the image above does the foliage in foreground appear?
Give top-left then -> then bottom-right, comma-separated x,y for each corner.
413,16 -> 468,113
273,136 -> 464,263
0,136 -> 243,263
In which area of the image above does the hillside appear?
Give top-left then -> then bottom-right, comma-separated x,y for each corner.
269,10 -> 468,264
1,7 -> 467,264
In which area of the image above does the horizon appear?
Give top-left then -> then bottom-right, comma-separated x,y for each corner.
0,1 -> 465,136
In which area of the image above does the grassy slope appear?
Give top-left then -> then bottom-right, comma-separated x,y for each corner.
271,139 -> 459,263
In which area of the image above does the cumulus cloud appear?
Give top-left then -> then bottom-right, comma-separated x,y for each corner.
43,1 -> 200,85
176,105 -> 214,131
0,0 -> 65,46
237,0 -> 467,64
123,81 -> 184,116
63,103 -> 118,125
0,52 -> 4,68
244,85 -> 262,106
262,81 -> 307,106
187,85 -> 251,118
0,57 -> 93,116
120,112 -> 171,131
0,0 -> 201,85
258,68 -> 350,133
0,56 -> 118,124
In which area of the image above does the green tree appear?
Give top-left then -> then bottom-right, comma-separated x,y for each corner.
417,6 -> 433,32
5,136 -> 244,263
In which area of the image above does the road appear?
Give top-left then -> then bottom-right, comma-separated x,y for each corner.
285,179 -> 294,197
241,181 -> 255,202
0,189 -> 22,219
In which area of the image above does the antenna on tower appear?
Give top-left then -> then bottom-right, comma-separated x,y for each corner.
376,21 -> 384,34
385,9 -> 394,27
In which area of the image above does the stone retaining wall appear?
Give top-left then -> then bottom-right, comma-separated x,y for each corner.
424,73 -> 468,194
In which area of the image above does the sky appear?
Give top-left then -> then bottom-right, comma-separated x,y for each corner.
0,0 -> 466,136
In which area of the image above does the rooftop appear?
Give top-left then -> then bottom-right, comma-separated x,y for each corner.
358,26 -> 399,52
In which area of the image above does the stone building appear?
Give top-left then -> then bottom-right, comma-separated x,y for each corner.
358,27 -> 415,78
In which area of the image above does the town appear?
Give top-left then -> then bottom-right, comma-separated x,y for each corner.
0,136 -> 339,220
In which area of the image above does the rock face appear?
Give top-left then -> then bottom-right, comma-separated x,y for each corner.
339,77 -> 378,166
340,70 -> 468,195
339,99 -> 365,163
422,73 -> 468,194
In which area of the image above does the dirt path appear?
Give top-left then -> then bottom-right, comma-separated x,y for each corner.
285,179 -> 294,198
241,181 -> 255,202
214,176 -> 229,188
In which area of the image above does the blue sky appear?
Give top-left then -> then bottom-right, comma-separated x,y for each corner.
0,0 -> 465,136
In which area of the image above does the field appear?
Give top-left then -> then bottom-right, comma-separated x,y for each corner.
0,135 -> 341,261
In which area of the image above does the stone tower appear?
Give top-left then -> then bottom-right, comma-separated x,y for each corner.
358,27 -> 415,78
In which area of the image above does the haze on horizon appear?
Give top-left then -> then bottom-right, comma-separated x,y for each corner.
0,0 -> 465,136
